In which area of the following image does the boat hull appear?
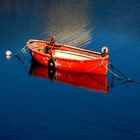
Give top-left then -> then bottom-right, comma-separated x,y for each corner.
27,39 -> 109,75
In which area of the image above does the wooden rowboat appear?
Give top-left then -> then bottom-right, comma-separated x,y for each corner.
30,64 -> 108,93
26,37 -> 109,75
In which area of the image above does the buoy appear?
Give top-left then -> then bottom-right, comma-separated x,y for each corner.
5,50 -> 12,56
101,47 -> 108,54
101,46 -> 108,57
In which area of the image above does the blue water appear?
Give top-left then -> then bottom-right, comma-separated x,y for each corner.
0,0 -> 140,139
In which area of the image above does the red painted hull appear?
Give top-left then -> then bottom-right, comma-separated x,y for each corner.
31,65 -> 108,93
27,39 -> 109,75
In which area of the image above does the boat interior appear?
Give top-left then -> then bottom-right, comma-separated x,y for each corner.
54,50 -> 98,60
28,40 -> 102,60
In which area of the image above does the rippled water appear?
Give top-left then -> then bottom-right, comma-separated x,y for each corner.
0,0 -> 140,139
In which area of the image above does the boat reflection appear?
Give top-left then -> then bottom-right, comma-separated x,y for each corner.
29,63 -> 108,93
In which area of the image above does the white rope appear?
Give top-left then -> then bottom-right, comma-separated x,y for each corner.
107,66 -> 120,79
15,45 -> 28,56
21,46 -> 28,54
86,59 -> 127,80
106,63 -> 130,80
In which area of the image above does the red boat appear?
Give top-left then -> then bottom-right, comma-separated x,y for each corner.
27,37 -> 109,75
30,65 -> 108,93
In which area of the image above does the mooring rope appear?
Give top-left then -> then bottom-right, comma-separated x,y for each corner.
107,66 -> 120,79
107,62 -> 138,83
15,45 -> 28,56
86,58 -> 137,84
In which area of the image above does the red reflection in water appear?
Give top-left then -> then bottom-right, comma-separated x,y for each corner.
31,65 -> 108,93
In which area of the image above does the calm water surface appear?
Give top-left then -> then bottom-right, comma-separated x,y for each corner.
0,0 -> 140,139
